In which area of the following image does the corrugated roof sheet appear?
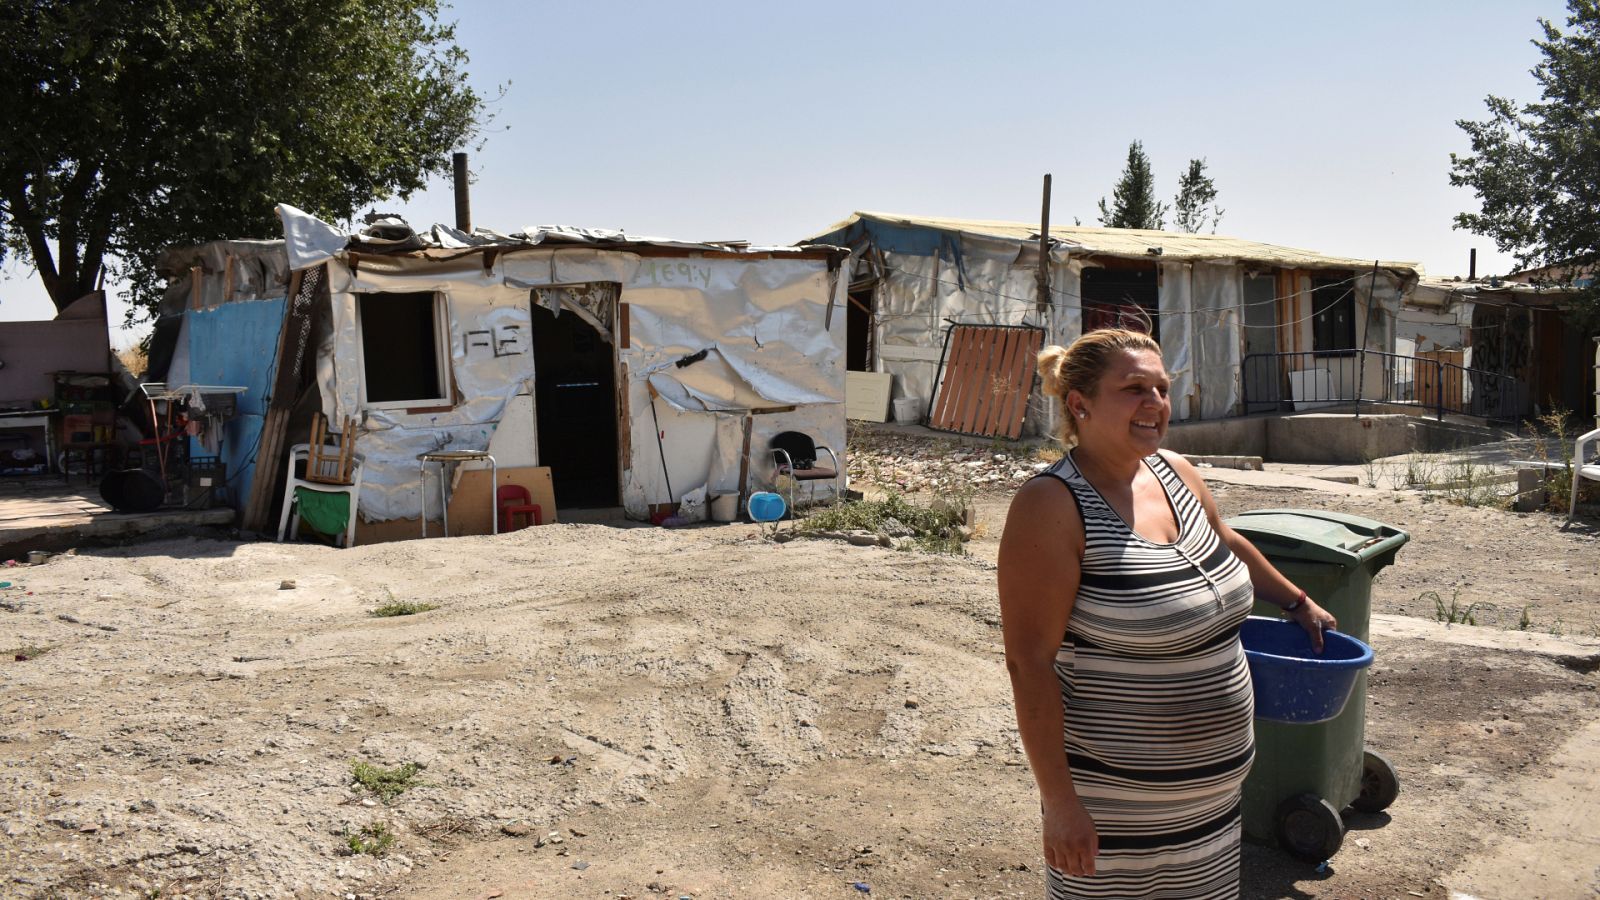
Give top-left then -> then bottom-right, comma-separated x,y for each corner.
805,211 -> 1420,274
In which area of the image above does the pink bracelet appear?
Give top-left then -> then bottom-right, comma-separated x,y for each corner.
1281,590 -> 1308,613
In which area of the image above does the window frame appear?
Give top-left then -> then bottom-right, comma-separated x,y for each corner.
354,291 -> 455,410
1310,274 -> 1358,356
1080,261 -> 1161,344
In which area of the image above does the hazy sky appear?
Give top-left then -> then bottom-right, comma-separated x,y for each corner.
0,0 -> 1570,342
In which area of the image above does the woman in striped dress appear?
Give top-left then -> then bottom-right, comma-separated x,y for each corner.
998,329 -> 1337,899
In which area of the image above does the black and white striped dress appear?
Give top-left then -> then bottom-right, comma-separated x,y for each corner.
1038,450 -> 1256,900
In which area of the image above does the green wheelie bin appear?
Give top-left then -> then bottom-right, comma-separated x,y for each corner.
1223,509 -> 1410,863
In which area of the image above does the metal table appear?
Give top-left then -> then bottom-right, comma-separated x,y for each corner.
418,449 -> 497,537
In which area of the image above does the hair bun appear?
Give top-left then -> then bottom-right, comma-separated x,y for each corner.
1037,345 -> 1069,396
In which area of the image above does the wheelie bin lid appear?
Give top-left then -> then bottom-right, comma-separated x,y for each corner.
1223,509 -> 1410,569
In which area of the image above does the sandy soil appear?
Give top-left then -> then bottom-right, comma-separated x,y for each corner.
2,457 -> 1598,899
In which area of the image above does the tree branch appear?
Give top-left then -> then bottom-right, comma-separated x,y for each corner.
5,175 -> 63,304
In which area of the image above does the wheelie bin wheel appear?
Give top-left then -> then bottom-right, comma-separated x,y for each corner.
1351,748 -> 1400,813
1275,793 -> 1344,862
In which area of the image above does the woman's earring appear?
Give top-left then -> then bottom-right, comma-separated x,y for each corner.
1077,411 -> 1087,419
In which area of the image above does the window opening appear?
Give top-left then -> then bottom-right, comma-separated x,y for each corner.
1081,263 -> 1159,343
358,291 -> 451,406
1311,274 -> 1357,354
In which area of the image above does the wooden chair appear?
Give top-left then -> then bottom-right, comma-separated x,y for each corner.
305,413 -> 358,485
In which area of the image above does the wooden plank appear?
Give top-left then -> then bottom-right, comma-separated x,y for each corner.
736,413 -> 753,512
957,327 -> 991,434
845,371 -> 893,422
1007,330 -> 1044,438
245,407 -> 290,532
987,329 -> 1024,437
943,326 -> 978,431
928,328 -> 964,429
443,465 -> 558,535
989,330 -> 1026,438
243,267 -> 324,533
973,329 -> 1009,437
988,329 -> 1025,436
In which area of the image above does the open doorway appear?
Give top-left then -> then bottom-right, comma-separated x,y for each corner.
846,289 -> 875,371
530,303 -> 618,508
1242,270 -> 1282,410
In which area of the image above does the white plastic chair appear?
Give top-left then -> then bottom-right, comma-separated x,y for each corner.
277,443 -> 365,547
1568,427 -> 1600,525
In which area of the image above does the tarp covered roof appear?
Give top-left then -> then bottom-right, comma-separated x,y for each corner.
274,204 -> 840,272
1412,276 -> 1575,309
804,210 -> 1420,274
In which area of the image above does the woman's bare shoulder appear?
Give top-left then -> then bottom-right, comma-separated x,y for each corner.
1006,474 -> 1082,532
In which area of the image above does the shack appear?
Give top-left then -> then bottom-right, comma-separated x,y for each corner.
146,206 -> 847,540
1408,275 -> 1592,419
802,212 -> 1421,437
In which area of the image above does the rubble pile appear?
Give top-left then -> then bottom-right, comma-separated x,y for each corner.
845,428 -> 1055,494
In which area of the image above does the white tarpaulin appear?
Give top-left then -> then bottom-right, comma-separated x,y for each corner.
277,203 -> 350,271
867,236 -> 1075,436
1191,262 -> 1243,419
1158,262 -> 1195,422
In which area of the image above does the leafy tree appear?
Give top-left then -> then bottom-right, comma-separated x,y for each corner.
1098,141 -> 1168,230
0,0 -> 488,318
1172,158 -> 1223,234
1450,0 -> 1600,330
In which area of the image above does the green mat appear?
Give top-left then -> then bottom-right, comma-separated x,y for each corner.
293,487 -> 350,537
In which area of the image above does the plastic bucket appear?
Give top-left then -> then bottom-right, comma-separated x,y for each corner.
1241,616 -> 1373,724
892,396 -> 925,424
747,492 -> 787,523
710,493 -> 739,523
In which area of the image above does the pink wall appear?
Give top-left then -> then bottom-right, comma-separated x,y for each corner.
0,293 -> 111,408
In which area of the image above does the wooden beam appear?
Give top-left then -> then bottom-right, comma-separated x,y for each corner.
241,266 -> 323,533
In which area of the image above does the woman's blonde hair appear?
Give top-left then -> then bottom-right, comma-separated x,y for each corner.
1037,328 -> 1163,447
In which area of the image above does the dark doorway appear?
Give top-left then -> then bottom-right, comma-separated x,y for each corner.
1242,271 -> 1283,410
846,290 -> 875,371
530,305 -> 618,508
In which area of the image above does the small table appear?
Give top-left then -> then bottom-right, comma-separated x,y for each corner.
418,450 -> 497,537
0,413 -> 57,474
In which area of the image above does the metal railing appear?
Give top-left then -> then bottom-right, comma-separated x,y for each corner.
1240,349 -> 1529,422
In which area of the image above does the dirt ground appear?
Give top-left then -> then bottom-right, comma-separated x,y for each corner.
2,442 -> 1599,899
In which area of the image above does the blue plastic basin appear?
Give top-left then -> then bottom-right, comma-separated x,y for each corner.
1240,616 -> 1374,724
747,492 -> 787,523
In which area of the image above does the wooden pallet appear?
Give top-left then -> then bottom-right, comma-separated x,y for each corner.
927,325 -> 1044,439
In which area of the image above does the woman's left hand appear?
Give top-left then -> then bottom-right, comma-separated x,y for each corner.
1288,597 -> 1337,653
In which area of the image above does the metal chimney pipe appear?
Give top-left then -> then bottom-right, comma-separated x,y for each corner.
452,152 -> 471,233
1469,248 -> 1477,281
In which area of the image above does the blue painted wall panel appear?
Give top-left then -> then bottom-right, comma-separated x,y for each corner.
184,297 -> 286,508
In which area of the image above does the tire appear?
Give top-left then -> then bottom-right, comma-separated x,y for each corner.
1275,793 -> 1345,862
1351,748 -> 1401,813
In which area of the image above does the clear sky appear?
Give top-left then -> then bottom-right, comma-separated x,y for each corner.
0,0 -> 1570,344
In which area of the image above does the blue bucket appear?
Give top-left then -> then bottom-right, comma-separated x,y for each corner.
1240,616 -> 1374,725
747,492 -> 787,523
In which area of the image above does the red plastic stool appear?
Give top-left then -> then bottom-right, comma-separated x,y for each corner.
497,484 -> 543,532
